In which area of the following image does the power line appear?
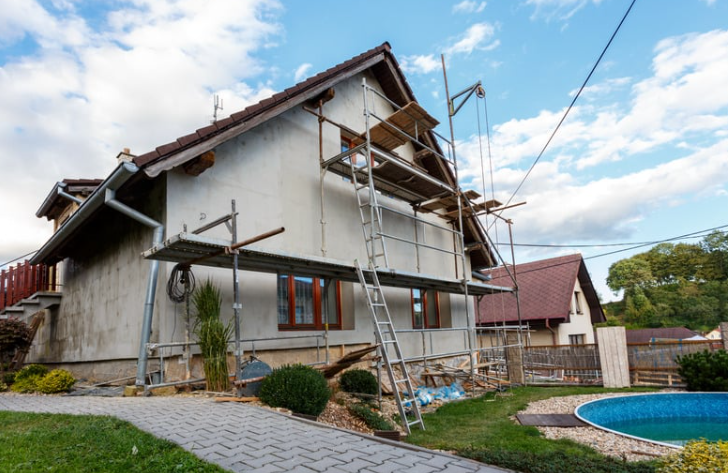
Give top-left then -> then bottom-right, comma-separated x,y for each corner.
495,227 -> 728,249
484,225 -> 728,278
0,249 -> 39,269
492,0 -> 638,220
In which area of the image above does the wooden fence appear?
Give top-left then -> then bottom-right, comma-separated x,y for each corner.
523,340 -> 721,387
0,261 -> 57,311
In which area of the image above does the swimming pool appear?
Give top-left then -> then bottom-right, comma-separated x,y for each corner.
575,393 -> 728,447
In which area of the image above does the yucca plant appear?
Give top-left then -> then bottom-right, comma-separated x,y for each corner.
192,279 -> 232,392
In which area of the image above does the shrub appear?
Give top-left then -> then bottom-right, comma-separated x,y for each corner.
677,350 -> 728,391
348,403 -> 395,431
15,364 -> 49,380
2,371 -> 15,385
259,364 -> 330,416
0,318 -> 32,366
10,375 -> 42,393
461,448 -> 657,473
0,381 -> 6,392
659,440 -> 728,473
192,280 -> 232,392
36,369 -> 76,394
10,364 -> 50,393
339,369 -> 378,395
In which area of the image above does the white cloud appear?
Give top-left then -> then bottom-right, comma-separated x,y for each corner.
446,22 -> 499,56
455,28 -> 728,249
294,63 -> 312,82
0,0 -> 284,266
452,1 -> 487,14
401,54 -> 441,74
525,0 -> 599,21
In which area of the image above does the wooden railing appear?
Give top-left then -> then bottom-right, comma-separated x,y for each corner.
0,260 -> 58,311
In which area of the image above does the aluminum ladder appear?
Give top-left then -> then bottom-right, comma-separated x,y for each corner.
355,260 -> 425,434
349,157 -> 389,268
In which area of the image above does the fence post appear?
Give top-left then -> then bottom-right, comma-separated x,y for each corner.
505,332 -> 525,384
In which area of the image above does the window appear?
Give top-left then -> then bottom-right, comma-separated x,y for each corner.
569,334 -> 586,345
411,288 -> 440,329
277,274 -> 341,330
573,291 -> 583,314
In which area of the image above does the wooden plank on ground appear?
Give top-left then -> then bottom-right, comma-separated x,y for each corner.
214,397 -> 259,403
315,345 -> 379,378
516,414 -> 587,427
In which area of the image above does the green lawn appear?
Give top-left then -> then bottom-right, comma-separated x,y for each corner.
0,411 -> 227,473
406,386 -> 660,473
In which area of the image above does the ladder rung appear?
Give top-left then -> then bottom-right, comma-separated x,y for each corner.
371,303 -> 385,307
394,378 -> 409,385
408,419 -> 424,427
382,340 -> 397,344
377,321 -> 392,325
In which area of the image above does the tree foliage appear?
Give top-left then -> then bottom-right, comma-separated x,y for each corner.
605,231 -> 728,331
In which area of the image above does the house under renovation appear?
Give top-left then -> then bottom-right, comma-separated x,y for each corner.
2,42 -> 517,427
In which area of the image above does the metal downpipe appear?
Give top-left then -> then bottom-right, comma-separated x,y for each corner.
104,188 -> 164,386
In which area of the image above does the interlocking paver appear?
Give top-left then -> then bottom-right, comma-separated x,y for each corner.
0,394 -> 506,473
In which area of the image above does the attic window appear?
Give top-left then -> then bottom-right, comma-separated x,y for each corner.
573,291 -> 583,314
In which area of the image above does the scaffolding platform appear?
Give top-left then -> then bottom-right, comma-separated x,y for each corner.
142,232 -> 513,296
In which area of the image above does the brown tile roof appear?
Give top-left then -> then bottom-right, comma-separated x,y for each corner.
134,42 -> 406,170
625,327 -> 703,343
477,253 -> 605,326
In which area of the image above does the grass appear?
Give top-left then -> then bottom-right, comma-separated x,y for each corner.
406,386 -> 661,473
0,411 -> 227,473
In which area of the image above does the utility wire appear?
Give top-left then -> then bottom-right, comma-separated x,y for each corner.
495,226 -> 728,248
492,0 -> 638,220
0,249 -> 39,268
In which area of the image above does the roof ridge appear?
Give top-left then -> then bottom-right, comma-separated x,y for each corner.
134,42 -> 393,169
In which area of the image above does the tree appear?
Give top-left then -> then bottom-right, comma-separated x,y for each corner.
606,257 -> 653,296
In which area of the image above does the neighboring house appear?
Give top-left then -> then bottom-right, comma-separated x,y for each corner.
476,254 -> 606,346
705,327 -> 721,341
625,327 -> 707,344
9,42 -> 512,385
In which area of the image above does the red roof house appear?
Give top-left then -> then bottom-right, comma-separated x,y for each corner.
477,254 -> 605,346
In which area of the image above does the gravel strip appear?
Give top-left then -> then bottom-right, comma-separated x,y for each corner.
519,392 -> 677,462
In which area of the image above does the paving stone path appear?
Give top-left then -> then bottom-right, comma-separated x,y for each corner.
0,394 -> 506,473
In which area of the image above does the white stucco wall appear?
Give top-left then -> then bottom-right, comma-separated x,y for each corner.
555,278 -> 596,344
158,70 -> 473,361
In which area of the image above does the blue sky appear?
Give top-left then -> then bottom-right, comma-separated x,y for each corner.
1,0 -> 727,303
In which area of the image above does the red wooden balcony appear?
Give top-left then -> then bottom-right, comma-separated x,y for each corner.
0,261 -> 58,312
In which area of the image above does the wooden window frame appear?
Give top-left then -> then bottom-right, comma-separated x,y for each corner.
411,288 -> 441,329
278,274 -> 342,330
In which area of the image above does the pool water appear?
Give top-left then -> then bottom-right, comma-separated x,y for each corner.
575,393 -> 728,447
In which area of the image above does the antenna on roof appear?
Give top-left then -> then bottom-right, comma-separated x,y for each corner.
211,94 -> 223,123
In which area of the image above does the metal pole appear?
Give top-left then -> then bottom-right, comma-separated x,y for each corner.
442,55 -> 476,392
231,200 -> 243,396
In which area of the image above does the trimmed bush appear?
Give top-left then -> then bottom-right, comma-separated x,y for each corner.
36,369 -> 75,394
348,403 -> 395,431
659,439 -> 728,473
0,381 -> 6,392
339,369 -> 378,395
15,364 -> 49,380
10,364 -> 49,393
677,350 -> 728,391
259,364 -> 330,416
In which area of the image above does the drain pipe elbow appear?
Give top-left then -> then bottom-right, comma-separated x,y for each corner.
104,188 -> 164,387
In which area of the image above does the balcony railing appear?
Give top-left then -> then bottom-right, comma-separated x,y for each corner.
0,260 -> 58,311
